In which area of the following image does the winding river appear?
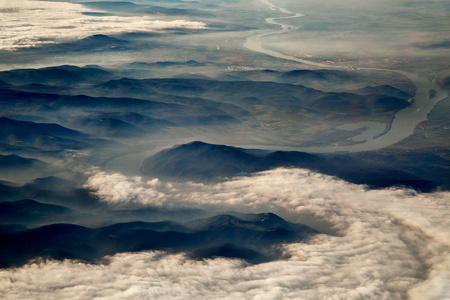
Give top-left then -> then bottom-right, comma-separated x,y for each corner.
244,0 -> 448,153
105,0 -> 448,172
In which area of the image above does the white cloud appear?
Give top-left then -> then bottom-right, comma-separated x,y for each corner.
54,168 -> 449,298
1,167 -> 449,298
0,247 -> 421,300
0,0 -> 206,51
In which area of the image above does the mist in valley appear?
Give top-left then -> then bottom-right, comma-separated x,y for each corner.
0,0 -> 449,299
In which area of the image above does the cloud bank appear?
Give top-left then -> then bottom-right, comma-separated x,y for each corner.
0,0 -> 206,51
1,168 -> 448,299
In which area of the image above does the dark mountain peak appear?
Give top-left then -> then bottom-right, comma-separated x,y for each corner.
41,65 -> 83,72
0,116 -> 17,125
187,212 -> 300,232
0,117 -> 86,138
29,176 -> 75,190
355,85 -> 413,100
83,64 -> 106,69
141,141 -> 258,180
284,69 -> 326,78
190,214 -> 241,229
282,69 -> 348,79
28,223 -> 90,237
0,211 -> 322,268
97,220 -> 190,234
152,60 -> 205,67
140,141 -> 322,181
0,199 -> 73,221
262,69 -> 277,73
1,198 -> 40,206
277,69 -> 359,86
0,198 -> 70,210
0,154 -> 43,168
177,140 -> 236,152
0,180 -> 19,188
97,77 -> 144,90
172,141 -> 254,158
184,60 -> 203,66
249,212 -> 286,223
0,65 -> 112,86
139,141 -> 437,191
97,112 -> 175,127
80,34 -> 128,45
69,116 -> 142,137
41,65 -> 111,77
0,117 -> 92,150
185,140 -> 207,147
84,34 -> 113,40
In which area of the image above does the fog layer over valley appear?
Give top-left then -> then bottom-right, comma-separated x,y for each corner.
0,0 -> 449,299
2,169 -> 450,299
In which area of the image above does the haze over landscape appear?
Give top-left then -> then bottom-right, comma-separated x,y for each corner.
0,0 -> 449,299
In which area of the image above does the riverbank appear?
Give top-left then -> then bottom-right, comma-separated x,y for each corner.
244,0 -> 448,153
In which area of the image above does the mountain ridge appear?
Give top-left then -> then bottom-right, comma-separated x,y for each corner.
0,212 -> 317,268
140,141 -> 439,191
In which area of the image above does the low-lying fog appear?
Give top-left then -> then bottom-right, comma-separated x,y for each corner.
1,0 -> 449,299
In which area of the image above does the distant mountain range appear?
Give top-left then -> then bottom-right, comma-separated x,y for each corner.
0,199 -> 74,224
90,76 -> 411,117
141,141 -> 440,191
0,65 -> 114,86
0,65 -> 446,193
0,211 -> 318,268
0,117 -> 91,150
0,154 -> 45,170
81,2 -> 212,17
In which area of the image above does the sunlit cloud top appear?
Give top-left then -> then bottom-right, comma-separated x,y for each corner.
0,0 -> 207,51
1,168 -> 449,299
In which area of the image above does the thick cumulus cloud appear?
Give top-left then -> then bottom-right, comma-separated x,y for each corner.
0,247 -> 418,300
1,168 -> 446,299
0,0 -> 206,51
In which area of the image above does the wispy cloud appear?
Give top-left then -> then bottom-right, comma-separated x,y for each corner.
0,0 -> 206,51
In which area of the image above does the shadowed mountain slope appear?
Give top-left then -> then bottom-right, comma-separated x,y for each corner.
0,154 -> 46,169
0,89 -> 238,127
0,199 -> 74,224
0,212 -> 318,268
0,117 -> 92,150
0,65 -> 114,86
141,141 -> 439,191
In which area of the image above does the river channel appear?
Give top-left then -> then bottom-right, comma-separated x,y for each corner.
244,0 -> 448,153
105,0 -> 448,173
